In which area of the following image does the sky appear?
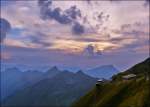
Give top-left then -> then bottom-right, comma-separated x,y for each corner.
0,0 -> 149,71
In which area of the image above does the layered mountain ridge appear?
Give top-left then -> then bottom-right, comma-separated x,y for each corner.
2,70 -> 97,107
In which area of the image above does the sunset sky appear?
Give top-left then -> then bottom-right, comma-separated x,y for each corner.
0,0 -> 149,71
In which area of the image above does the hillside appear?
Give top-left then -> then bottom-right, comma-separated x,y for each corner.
72,58 -> 150,107
112,58 -> 150,81
2,71 -> 97,107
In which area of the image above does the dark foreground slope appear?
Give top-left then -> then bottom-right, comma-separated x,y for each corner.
72,58 -> 150,107
2,71 -> 97,107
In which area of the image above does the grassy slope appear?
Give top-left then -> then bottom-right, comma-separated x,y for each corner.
112,58 -> 150,81
73,78 -> 150,107
72,58 -> 150,107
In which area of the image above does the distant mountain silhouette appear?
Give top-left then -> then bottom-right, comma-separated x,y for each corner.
45,66 -> 61,78
1,68 -> 25,101
84,65 -> 118,79
1,66 -> 61,101
2,70 -> 97,107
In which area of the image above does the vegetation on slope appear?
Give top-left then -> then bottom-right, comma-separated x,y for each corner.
112,58 -> 150,81
72,58 -> 150,107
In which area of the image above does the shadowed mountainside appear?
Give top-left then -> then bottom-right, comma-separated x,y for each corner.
2,70 -> 97,107
0,66 -> 61,101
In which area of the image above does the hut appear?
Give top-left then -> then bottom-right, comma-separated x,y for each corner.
122,74 -> 136,80
96,78 -> 109,86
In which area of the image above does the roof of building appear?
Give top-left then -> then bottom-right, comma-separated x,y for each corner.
122,74 -> 136,79
97,79 -> 103,82
97,78 -> 109,82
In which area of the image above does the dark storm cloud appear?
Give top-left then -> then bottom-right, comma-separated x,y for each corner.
65,5 -> 81,20
84,44 -> 102,57
38,0 -> 110,35
38,0 -> 71,24
43,7 -> 72,24
72,22 -> 85,35
0,18 -> 11,43
38,0 -> 79,24
38,0 -> 85,35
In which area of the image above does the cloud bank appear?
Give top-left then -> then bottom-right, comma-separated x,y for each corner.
0,18 -> 11,43
1,0 -> 149,70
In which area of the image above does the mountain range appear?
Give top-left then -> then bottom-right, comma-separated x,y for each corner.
1,64 -> 118,100
0,66 -> 60,101
2,70 -> 97,107
1,64 -> 119,106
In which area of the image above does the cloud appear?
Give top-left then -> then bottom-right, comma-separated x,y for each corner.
114,21 -> 149,37
85,44 -> 94,56
109,20 -> 149,54
39,0 -> 72,24
65,5 -> 81,20
72,22 -> 85,35
38,0 -> 81,24
41,7 -> 72,24
1,0 -> 149,71
96,12 -> 110,23
29,32 -> 51,47
0,18 -> 11,43
38,0 -> 85,35
84,44 -> 102,57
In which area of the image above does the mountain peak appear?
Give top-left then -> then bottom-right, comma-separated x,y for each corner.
46,66 -> 61,78
76,70 -> 84,75
47,66 -> 60,73
50,66 -> 59,71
